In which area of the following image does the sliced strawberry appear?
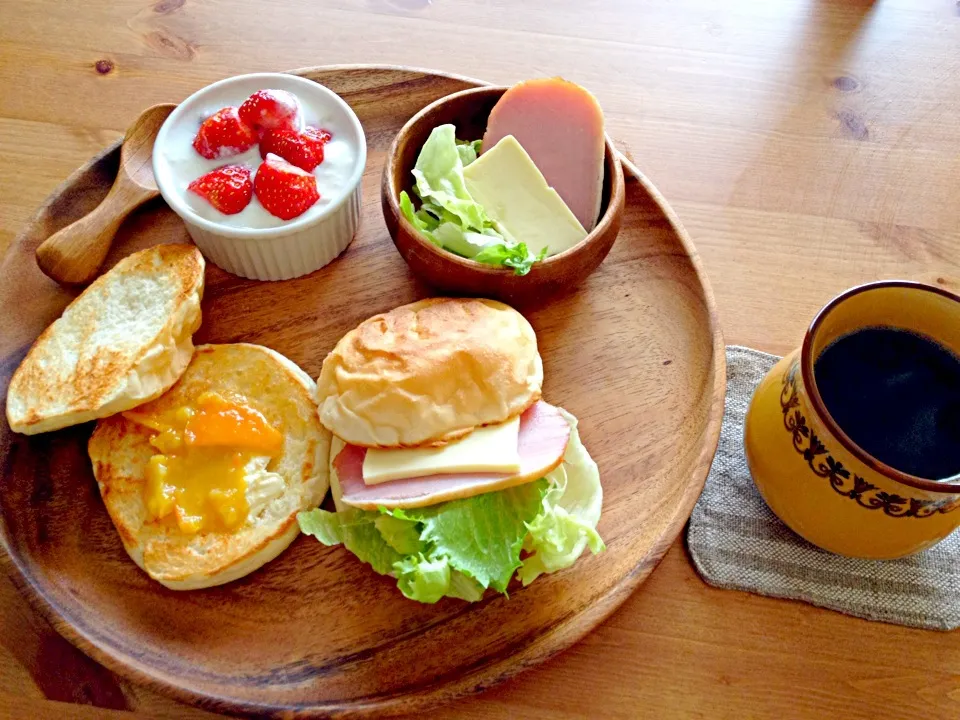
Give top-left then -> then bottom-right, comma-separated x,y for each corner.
192,107 -> 257,159
239,89 -> 301,135
254,153 -> 320,221
259,126 -> 332,171
188,165 -> 253,215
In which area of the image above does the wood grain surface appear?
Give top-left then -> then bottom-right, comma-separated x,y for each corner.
1,1 -> 959,718
0,67 -> 723,717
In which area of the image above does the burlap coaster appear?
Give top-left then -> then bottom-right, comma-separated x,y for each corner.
687,346 -> 960,631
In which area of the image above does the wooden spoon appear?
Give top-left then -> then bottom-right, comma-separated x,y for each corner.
35,103 -> 176,285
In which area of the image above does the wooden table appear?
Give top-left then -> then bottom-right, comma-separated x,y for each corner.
1,1 -> 958,717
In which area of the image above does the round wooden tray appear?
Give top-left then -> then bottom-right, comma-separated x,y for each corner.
0,66 -> 725,718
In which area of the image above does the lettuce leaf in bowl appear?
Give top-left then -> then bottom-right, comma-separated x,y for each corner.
456,138 -> 482,167
399,191 -> 439,245
398,124 -> 542,276
411,124 -> 488,231
474,244 -> 549,276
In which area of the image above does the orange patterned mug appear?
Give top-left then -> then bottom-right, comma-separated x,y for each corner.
744,281 -> 960,559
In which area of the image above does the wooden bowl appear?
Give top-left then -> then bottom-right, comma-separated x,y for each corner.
382,85 -> 626,304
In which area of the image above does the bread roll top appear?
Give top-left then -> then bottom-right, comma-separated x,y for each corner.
316,298 -> 543,448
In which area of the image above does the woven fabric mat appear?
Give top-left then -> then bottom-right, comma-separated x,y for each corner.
687,345 -> 960,631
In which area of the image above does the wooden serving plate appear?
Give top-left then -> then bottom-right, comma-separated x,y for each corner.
0,66 -> 725,718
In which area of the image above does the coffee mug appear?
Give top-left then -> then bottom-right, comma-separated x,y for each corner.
744,281 -> 960,559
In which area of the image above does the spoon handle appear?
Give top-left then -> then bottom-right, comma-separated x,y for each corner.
35,180 -> 156,285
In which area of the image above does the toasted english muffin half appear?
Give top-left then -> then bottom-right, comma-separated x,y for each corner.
6,244 -> 205,435
89,343 -> 331,590
316,298 -> 543,448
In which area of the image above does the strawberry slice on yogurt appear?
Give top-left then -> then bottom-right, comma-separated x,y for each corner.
260,126 -> 332,172
239,89 -> 301,135
253,153 -> 320,221
187,164 -> 253,214
192,107 -> 257,160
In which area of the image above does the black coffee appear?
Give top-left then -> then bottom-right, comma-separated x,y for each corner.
814,327 -> 960,480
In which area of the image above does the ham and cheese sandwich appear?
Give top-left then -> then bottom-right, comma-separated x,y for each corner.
298,298 -> 605,604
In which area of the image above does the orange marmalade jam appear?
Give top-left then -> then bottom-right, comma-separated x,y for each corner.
124,392 -> 283,534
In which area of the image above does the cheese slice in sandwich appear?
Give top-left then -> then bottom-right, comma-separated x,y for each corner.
362,416 -> 521,485
338,401 -> 570,510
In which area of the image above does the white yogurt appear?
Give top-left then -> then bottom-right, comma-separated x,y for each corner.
154,74 -> 364,232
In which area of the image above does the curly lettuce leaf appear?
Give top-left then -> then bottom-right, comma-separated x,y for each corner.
456,138 -> 482,167
399,191 -> 439,246
431,223 -> 502,260
298,508 -> 403,576
296,507 -> 343,545
411,124 -> 488,231
388,479 -> 548,592
374,515 -> 423,554
474,243 -> 548,276
447,571 -> 485,602
403,192 -> 539,276
392,554 -> 485,604
395,553 -> 452,604
519,408 -> 605,585
298,409 -> 604,603
298,481 -> 546,601
403,126 -> 545,275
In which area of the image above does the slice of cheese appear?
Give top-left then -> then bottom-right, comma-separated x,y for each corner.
463,135 -> 587,257
362,416 -> 521,485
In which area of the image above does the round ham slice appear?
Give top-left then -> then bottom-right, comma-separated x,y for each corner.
482,78 -> 606,232
336,401 -> 571,509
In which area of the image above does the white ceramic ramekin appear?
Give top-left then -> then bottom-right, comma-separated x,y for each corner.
153,73 -> 366,281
